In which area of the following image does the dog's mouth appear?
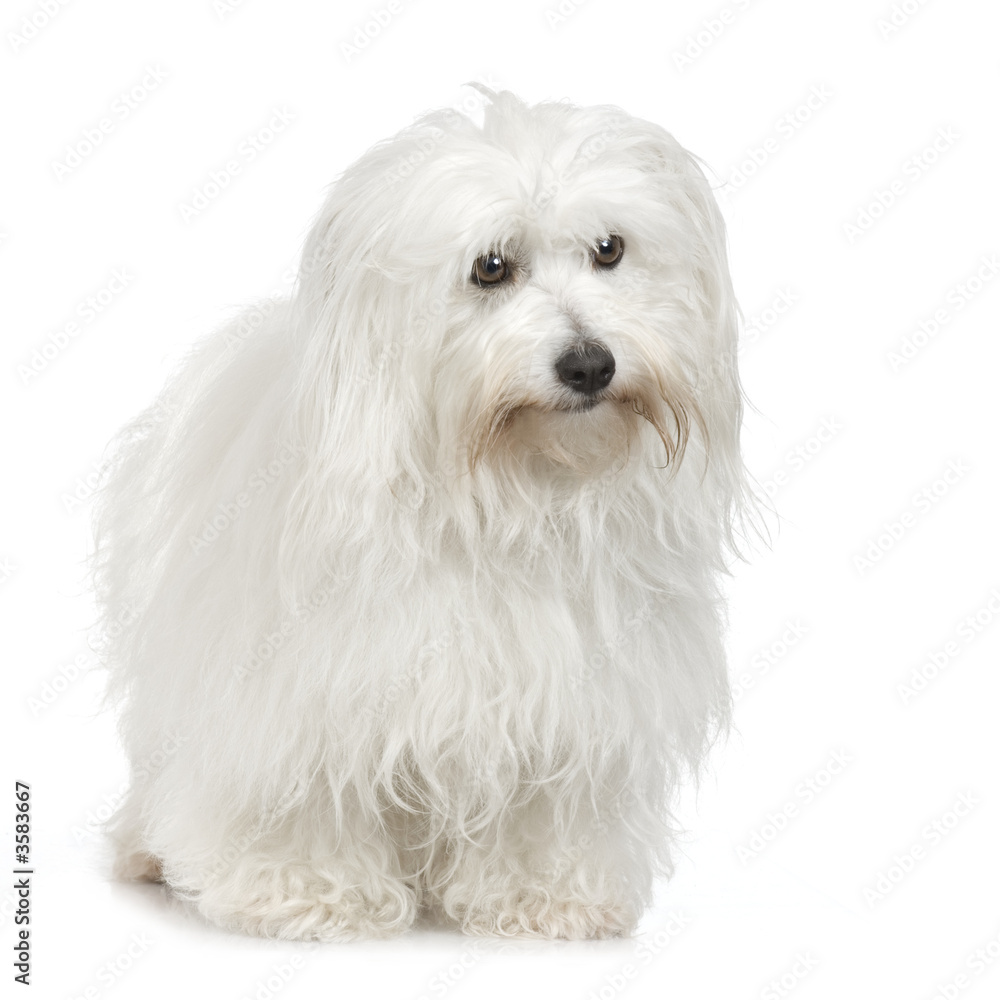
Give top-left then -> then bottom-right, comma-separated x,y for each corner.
466,379 -> 701,474
555,392 -> 608,413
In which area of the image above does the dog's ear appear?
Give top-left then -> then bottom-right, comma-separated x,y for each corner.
610,121 -> 734,333
624,122 -> 751,544
636,129 -> 733,323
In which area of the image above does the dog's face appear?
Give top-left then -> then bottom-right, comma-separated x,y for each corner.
301,93 -> 741,492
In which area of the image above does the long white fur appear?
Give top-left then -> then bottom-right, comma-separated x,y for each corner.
93,89 -> 750,940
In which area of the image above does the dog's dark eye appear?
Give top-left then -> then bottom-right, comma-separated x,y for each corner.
472,252 -> 508,286
593,235 -> 624,269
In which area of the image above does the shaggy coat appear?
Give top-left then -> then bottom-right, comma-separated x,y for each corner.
94,90 -> 749,940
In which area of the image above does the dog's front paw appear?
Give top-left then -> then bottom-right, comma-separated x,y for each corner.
459,891 -> 638,940
193,862 -> 417,941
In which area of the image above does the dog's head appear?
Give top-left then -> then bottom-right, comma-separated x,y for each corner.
296,90 -> 744,513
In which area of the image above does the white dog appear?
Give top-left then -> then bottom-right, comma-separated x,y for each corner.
94,88 -> 749,941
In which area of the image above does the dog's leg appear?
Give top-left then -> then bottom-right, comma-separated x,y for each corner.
432,790 -> 658,939
163,791 -> 417,941
109,791 -> 164,882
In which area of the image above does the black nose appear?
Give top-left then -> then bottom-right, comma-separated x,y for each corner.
555,343 -> 616,395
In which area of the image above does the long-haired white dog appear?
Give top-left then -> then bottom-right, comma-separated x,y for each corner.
94,89 -> 749,941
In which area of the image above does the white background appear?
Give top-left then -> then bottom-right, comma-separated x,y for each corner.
3,0 -> 999,997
